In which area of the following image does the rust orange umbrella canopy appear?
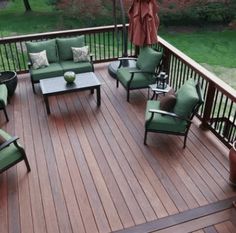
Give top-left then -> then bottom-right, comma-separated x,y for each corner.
128,0 -> 160,46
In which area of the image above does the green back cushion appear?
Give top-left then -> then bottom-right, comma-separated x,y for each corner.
136,47 -> 162,72
57,36 -> 85,61
26,39 -> 58,63
173,79 -> 200,118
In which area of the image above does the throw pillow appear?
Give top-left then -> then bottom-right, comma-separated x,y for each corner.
159,89 -> 177,112
29,50 -> 49,69
72,46 -> 90,62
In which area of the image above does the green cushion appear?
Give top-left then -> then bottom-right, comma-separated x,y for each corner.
145,100 -> 187,132
0,84 -> 8,106
173,79 -> 200,118
136,47 -> 162,72
0,129 -> 22,171
57,36 -> 85,61
60,61 -> 93,74
117,67 -> 156,89
30,63 -> 64,81
26,39 -> 58,63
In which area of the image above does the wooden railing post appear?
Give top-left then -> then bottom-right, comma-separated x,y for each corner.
162,47 -> 171,75
201,81 -> 216,129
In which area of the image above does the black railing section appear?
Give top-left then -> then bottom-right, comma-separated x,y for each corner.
0,25 -> 235,148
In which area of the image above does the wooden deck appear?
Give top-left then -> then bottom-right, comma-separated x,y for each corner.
0,63 -> 235,233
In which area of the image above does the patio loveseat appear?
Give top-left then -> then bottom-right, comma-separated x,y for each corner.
26,35 -> 94,93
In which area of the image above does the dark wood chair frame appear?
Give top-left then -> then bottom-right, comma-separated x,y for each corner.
144,83 -> 204,148
0,136 -> 31,173
116,57 -> 163,102
0,99 -> 9,122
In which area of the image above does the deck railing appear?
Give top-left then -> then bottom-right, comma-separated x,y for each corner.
0,25 -> 235,148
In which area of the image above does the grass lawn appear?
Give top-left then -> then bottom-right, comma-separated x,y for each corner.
160,28 -> 236,88
0,1 -> 235,88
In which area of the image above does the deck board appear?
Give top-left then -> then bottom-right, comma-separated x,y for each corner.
0,63 -> 235,233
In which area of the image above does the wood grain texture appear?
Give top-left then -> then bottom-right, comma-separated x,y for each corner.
0,63 -> 235,233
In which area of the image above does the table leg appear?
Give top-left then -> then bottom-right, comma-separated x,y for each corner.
44,95 -> 51,114
91,89 -> 94,94
97,86 -> 101,106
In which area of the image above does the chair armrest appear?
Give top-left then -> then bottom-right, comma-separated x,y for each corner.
118,57 -> 137,61
129,70 -> 159,76
149,109 -> 191,122
0,136 -> 19,151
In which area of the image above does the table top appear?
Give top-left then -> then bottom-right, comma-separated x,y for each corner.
149,83 -> 171,93
40,72 -> 101,95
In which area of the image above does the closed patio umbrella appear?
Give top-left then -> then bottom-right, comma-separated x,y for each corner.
128,0 -> 159,46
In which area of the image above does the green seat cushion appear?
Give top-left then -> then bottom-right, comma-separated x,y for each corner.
30,63 -> 64,81
136,47 -> 162,72
0,84 -> 8,106
117,67 -> 156,89
174,79 -> 200,118
145,100 -> 187,132
60,61 -> 93,74
0,130 -> 22,171
26,39 -> 58,63
57,36 -> 85,61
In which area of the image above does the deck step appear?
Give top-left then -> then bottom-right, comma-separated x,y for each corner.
112,196 -> 236,233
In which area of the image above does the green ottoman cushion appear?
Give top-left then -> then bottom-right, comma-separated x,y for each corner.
60,61 -> 93,74
57,36 -> 85,61
136,47 -> 162,72
26,39 -> 58,63
30,63 -> 64,81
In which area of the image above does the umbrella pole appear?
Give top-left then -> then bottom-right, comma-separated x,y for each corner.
108,0 -> 136,79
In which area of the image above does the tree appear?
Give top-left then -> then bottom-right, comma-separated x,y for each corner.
23,0 -> 32,12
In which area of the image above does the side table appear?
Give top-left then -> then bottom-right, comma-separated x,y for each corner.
148,84 -> 171,100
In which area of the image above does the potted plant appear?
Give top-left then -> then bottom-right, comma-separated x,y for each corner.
229,141 -> 236,186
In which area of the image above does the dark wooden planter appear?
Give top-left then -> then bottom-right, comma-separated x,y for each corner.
229,141 -> 236,186
0,71 -> 17,97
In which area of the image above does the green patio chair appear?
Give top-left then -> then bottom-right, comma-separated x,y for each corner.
116,46 -> 163,102
144,79 -> 204,148
0,129 -> 31,173
0,84 -> 9,122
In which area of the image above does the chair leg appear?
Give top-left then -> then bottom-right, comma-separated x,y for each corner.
24,157 -> 31,172
127,89 -> 130,102
144,130 -> 148,145
183,134 -> 187,148
3,107 -> 9,122
32,82 -> 36,94
116,79 -> 119,88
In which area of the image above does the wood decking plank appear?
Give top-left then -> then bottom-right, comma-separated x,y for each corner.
83,86 -> 168,220
16,78 -> 34,233
47,96 -> 86,233
0,67 -> 235,233
27,78 -> 60,233
98,67 -> 189,213
62,94 -> 112,233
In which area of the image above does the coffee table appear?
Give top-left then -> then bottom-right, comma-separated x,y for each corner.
40,72 -> 101,114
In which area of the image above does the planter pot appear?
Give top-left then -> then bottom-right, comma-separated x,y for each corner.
229,141 -> 236,186
0,71 -> 17,97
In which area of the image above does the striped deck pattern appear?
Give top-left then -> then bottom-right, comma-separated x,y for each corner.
0,63 -> 235,233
